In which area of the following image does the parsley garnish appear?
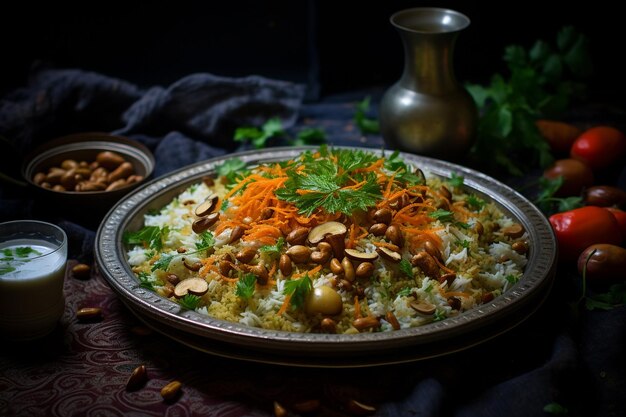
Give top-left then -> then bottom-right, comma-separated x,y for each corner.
289,128 -> 327,146
354,96 -> 380,134
123,226 -> 169,251
178,294 -> 202,310
138,272 -> 161,290
433,309 -> 447,321
429,210 -> 469,229
195,231 -> 215,252
215,158 -> 251,186
397,287 -> 412,297
399,259 -> 413,278
466,194 -> 486,211
234,118 -> 284,149
275,149 -> 383,216
384,150 -> 425,186
283,275 -> 313,310
449,173 -> 464,188
429,209 -> 455,222
235,273 -> 257,299
505,274 -> 519,285
151,254 -> 175,272
259,237 -> 285,258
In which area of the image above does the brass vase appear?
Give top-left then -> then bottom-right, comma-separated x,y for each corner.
380,8 -> 477,160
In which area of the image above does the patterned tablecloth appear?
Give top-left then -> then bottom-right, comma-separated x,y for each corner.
1,69 -> 625,417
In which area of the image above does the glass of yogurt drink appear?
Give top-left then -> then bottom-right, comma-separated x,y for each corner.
0,220 -> 68,341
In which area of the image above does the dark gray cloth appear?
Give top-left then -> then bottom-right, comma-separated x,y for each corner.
0,68 -> 306,250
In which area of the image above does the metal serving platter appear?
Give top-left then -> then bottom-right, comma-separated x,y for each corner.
95,147 -> 557,367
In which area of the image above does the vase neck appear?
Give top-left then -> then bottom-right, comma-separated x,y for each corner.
399,31 -> 460,95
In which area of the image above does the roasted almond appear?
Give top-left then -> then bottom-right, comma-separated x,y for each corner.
126,365 -> 148,391
76,307 -> 103,321
160,380 -> 182,402
71,263 -> 91,279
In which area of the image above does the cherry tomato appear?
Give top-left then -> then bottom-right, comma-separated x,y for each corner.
543,158 -> 594,197
583,185 -> 626,208
605,207 -> 626,241
570,126 -> 626,170
549,206 -> 622,261
577,244 -> 626,281
535,119 -> 581,154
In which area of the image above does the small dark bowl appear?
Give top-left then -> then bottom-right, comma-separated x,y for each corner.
22,132 -> 155,222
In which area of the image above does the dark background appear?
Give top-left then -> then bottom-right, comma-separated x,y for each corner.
0,1 -> 622,103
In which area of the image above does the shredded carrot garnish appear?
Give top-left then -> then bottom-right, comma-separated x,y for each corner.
292,264 -> 322,279
277,294 -> 292,315
433,255 -> 455,274
372,241 -> 400,251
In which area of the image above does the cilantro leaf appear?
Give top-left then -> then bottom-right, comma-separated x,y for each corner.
384,150 -> 425,186
534,176 -> 583,215
429,209 -> 455,223
151,254 -> 174,272
505,274 -> 519,285
397,287 -> 412,297
433,309 -> 447,321
354,96 -> 380,134
195,231 -> 215,251
123,226 -> 168,251
466,194 -> 486,211
215,158 -> 250,186
0,266 -> 17,276
290,128 -> 327,146
399,259 -> 413,278
283,275 -> 313,310
235,273 -> 257,299
234,118 -> 284,149
15,247 -> 42,257
178,294 -> 201,310
259,237 -> 285,258
137,272 -> 161,290
448,173 -> 464,188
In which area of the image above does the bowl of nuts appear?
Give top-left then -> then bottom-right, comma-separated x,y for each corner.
23,132 -> 155,217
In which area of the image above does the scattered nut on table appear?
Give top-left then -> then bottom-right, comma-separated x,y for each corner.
160,380 -> 182,402
125,365 -> 148,392
76,307 -> 103,321
71,263 -> 91,279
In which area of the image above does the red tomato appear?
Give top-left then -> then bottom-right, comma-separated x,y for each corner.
549,206 -> 622,261
543,158 -> 594,196
570,126 -> 626,170
605,207 -> 626,241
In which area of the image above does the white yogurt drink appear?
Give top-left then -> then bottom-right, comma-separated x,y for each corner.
0,221 -> 68,341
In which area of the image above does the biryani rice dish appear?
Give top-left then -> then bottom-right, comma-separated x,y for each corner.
124,148 -> 529,334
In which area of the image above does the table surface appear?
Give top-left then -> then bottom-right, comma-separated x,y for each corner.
1,70 -> 625,417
